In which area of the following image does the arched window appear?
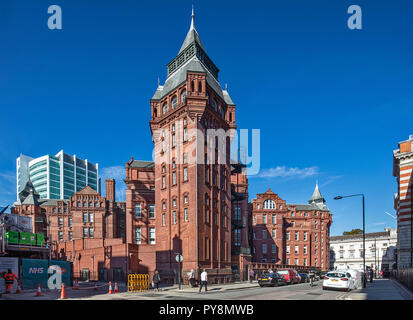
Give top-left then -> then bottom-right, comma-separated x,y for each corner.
213,99 -> 217,112
198,81 -> 202,92
229,112 -> 232,122
171,96 -> 177,109
263,200 -> 276,209
181,90 -> 186,103
191,81 -> 195,92
153,108 -> 157,118
204,193 -> 210,223
162,103 -> 168,115
220,106 -> 226,118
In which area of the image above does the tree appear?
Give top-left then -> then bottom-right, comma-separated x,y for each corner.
343,229 -> 363,235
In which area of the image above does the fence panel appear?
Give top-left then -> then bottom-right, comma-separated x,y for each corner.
391,268 -> 413,292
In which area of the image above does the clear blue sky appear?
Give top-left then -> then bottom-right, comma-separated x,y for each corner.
1,0 -> 412,236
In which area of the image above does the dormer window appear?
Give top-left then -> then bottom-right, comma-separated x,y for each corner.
181,90 -> 187,103
213,99 -> 217,112
172,96 -> 177,109
163,103 -> 168,115
263,200 -> 275,209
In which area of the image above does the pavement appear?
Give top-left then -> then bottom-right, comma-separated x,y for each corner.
0,281 -> 126,300
337,279 -> 413,300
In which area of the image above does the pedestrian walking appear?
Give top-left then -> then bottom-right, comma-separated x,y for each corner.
308,269 -> 316,287
2,269 -> 18,294
199,269 -> 208,293
249,269 -> 255,283
188,269 -> 196,287
153,269 -> 161,292
368,268 -> 373,283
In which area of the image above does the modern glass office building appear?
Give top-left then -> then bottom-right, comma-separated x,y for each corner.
16,150 -> 100,200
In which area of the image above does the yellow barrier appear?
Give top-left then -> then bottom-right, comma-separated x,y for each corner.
128,274 -> 150,292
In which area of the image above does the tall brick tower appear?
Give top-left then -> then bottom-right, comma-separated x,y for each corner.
149,9 -> 237,283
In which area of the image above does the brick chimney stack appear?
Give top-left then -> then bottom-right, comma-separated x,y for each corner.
399,134 -> 413,153
105,179 -> 115,202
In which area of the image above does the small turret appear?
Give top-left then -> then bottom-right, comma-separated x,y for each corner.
308,181 -> 327,210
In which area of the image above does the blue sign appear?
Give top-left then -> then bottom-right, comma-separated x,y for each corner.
21,259 -> 72,290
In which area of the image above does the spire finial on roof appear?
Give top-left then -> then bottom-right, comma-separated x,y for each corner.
190,5 -> 195,30
158,77 -> 160,87
225,83 -> 228,91
309,180 -> 325,204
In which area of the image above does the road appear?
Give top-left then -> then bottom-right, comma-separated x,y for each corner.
131,281 -> 345,301
0,280 -> 346,300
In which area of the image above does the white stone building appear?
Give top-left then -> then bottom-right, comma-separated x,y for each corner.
330,228 -> 397,272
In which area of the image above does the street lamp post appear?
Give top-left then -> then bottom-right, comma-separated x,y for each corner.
175,253 -> 183,290
334,194 -> 366,287
374,238 -> 377,278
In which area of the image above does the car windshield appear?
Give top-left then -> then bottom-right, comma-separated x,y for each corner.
326,272 -> 347,278
262,273 -> 274,277
277,270 -> 288,275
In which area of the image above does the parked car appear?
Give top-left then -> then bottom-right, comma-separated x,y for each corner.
319,271 -> 328,280
299,273 -> 309,283
322,271 -> 352,291
277,269 -> 301,285
258,273 -> 287,287
336,269 -> 363,289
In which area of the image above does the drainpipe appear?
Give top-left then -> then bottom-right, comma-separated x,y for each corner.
196,115 -> 199,278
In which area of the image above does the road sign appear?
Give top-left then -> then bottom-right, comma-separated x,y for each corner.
175,254 -> 183,263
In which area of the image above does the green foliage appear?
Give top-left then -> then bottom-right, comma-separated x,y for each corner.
343,228 -> 363,235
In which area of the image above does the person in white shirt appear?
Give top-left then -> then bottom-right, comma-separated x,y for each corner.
199,269 -> 208,293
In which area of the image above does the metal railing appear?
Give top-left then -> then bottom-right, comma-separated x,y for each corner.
72,271 -> 126,283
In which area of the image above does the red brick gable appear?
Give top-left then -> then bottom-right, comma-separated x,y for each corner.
74,186 -> 100,195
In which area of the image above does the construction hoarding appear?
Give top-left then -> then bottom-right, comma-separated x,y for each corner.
21,258 -> 72,290
5,214 -> 32,233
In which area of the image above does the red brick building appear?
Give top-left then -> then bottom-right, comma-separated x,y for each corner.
231,164 -> 252,280
10,11 -> 335,283
145,10 -> 237,283
12,179 -> 125,243
251,183 -> 332,270
11,179 -> 133,281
